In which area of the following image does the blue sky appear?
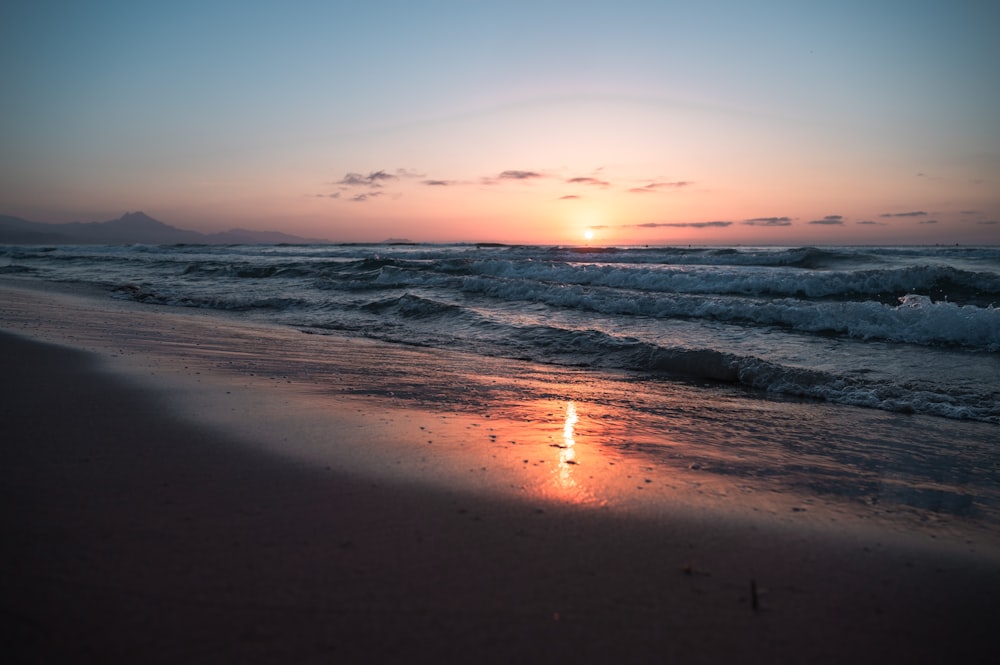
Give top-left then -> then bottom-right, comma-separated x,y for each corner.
2,0 -> 998,243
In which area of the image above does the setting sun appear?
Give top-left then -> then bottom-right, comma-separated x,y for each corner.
1,2 -> 996,246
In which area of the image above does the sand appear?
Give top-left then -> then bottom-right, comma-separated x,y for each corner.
2,282 -> 999,664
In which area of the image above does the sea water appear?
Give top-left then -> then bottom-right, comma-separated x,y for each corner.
2,242 -> 999,532
3,243 -> 997,423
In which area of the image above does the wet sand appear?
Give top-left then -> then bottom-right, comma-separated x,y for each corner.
2,282 -> 999,663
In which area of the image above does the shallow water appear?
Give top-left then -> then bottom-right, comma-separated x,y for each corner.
2,281 -> 997,547
3,241 -> 998,542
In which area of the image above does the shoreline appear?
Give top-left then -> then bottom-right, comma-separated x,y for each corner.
2,281 -> 1000,662
2,279 -> 998,539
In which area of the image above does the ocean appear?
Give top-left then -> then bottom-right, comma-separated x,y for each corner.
3,242 -> 999,530
3,243 -> 998,421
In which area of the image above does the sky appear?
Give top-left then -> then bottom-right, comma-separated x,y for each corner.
2,0 -> 998,245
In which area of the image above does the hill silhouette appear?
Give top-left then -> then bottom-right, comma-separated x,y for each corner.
0,212 -> 330,245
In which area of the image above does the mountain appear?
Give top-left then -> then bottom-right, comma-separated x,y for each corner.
0,212 -> 330,245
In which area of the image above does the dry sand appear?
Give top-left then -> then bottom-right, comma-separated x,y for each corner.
2,282 -> 999,663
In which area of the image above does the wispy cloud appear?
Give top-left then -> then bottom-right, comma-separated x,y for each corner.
325,167 -> 427,201
368,170 -> 398,183
349,192 -> 385,202
627,181 -> 691,194
808,215 -> 844,225
422,179 -> 454,186
743,217 -> 792,226
337,173 -> 368,187
479,170 -> 548,186
856,220 -> 885,226
630,221 -> 732,229
566,176 -> 610,187
977,220 -> 999,225
337,170 -> 398,187
558,195 -> 581,200
918,219 -> 939,225
499,170 -> 544,180
879,210 -> 927,218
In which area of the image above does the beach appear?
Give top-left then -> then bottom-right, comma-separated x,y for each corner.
2,281 -> 999,664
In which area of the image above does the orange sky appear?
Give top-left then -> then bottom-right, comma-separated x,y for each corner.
2,1 -> 998,245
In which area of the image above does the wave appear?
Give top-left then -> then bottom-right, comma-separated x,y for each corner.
537,245 -> 865,268
111,283 -> 308,312
321,313 -> 999,423
297,294 -> 1000,424
107,257 -> 1000,351
359,294 -> 468,319
60,242 -> 998,352
449,260 -> 1000,305
0,264 -> 36,274
457,275 -> 1000,351
10,242 -> 999,424
161,252 -> 998,307
509,326 -> 999,423
162,249 -> 993,307
10,242 -> 1000,300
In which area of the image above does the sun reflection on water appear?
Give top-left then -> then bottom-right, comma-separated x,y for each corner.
556,401 -> 579,491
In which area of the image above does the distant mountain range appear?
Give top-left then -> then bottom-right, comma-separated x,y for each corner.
0,212 -> 331,245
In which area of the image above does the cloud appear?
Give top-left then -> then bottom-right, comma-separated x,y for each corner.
631,221 -> 732,229
808,215 -> 844,225
743,217 -> 792,226
329,167 -> 423,201
856,220 -> 885,226
918,219 -> 939,225
336,170 -> 399,188
588,225 -> 611,230
977,220 -> 999,225
422,179 -> 453,186
480,170 -> 547,185
476,170 -> 549,186
567,176 -> 610,187
961,210 -> 981,215
349,192 -> 385,202
337,173 -> 369,187
627,181 -> 691,194
499,170 -> 543,180
879,210 -> 927,218
558,195 -> 581,200
367,170 -> 397,183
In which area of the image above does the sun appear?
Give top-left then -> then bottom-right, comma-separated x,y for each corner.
583,229 -> 594,241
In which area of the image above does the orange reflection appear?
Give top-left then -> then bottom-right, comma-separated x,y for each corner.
555,401 -> 579,491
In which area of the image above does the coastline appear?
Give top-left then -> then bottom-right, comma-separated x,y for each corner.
2,281 -> 999,663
